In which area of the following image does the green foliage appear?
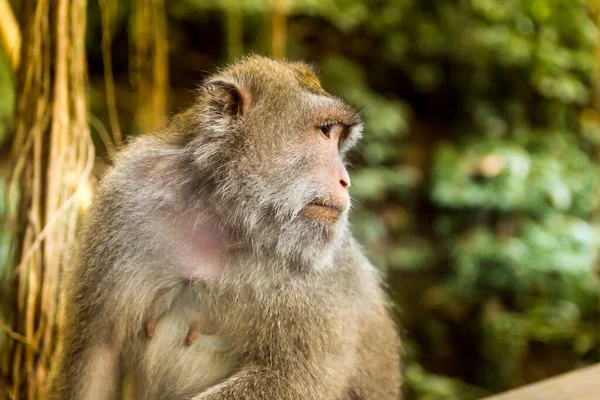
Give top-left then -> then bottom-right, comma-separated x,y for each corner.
445,215 -> 599,308
0,180 -> 11,280
0,48 -> 15,146
285,0 -> 600,397
0,47 -> 14,283
431,137 -> 597,215
405,363 -> 491,400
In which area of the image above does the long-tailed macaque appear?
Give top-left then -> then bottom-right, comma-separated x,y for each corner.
48,56 -> 401,399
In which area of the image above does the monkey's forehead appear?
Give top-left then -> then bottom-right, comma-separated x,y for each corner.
221,55 -> 327,95
214,55 -> 359,118
292,65 -> 326,95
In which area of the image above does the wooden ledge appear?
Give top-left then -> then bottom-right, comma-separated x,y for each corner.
482,364 -> 600,400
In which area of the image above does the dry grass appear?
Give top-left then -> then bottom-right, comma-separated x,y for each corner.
1,0 -> 94,398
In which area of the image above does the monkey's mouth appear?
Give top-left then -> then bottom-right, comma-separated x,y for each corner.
301,200 -> 345,224
306,200 -> 344,212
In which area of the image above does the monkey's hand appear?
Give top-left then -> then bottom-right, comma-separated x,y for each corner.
190,365 -> 310,400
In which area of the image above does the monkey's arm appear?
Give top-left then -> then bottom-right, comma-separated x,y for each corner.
48,187 -> 135,400
190,364 -> 326,400
48,310 -> 123,400
347,300 -> 402,399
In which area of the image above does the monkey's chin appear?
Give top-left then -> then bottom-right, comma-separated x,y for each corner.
300,204 -> 342,225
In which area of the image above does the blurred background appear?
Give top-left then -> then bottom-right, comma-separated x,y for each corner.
2,0 -> 600,399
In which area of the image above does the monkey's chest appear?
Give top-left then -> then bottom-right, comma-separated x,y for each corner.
128,301 -> 235,399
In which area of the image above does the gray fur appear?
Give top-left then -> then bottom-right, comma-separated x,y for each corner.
48,56 -> 401,399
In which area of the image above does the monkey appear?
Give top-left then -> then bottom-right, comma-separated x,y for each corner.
47,55 -> 401,399
145,283 -> 220,345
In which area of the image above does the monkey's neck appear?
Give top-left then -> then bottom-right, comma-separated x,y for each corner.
164,213 -> 243,281
163,212 -> 346,282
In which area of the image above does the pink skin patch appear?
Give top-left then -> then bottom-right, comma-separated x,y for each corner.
167,215 -> 241,281
145,214 -> 236,344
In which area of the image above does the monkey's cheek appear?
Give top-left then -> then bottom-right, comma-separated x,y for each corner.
300,205 -> 342,225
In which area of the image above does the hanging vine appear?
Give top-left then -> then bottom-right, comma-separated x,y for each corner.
1,0 -> 94,398
98,0 -> 123,151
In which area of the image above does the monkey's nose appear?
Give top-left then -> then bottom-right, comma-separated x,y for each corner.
339,167 -> 351,189
334,168 -> 351,210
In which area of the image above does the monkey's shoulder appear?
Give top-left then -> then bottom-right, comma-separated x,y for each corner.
98,135 -> 188,202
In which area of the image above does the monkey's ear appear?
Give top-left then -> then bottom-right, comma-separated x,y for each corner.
206,79 -> 251,120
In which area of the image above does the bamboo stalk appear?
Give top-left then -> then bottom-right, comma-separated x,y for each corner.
0,0 -> 21,70
271,0 -> 287,59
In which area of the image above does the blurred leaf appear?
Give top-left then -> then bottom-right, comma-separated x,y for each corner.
0,48 -> 15,145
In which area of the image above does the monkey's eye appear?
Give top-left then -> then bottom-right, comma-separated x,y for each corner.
319,121 -> 338,138
320,124 -> 332,137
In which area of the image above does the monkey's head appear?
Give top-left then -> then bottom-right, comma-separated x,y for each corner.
182,55 -> 362,266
